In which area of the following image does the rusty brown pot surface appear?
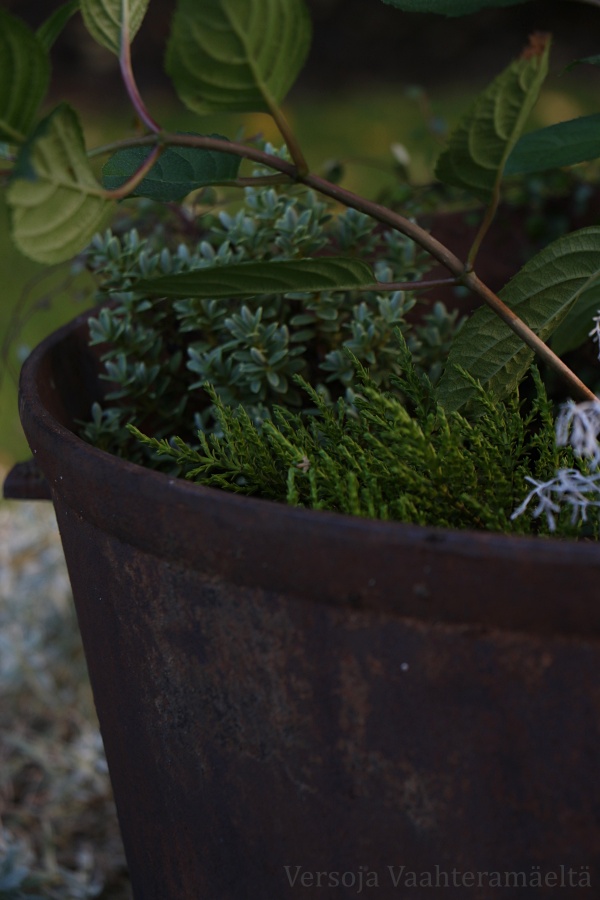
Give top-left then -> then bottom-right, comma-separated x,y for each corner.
7,310 -> 600,899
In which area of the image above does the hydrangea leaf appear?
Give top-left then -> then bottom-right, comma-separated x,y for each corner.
102,137 -> 241,201
165,0 -> 311,115
505,114 -> 600,175
7,104 -> 115,264
0,10 -> 50,143
435,35 -> 550,202
80,0 -> 150,55
436,227 -> 600,411
37,1 -> 81,52
380,0 -> 529,14
134,258 -> 374,299
565,54 -> 600,72
550,277 -> 600,357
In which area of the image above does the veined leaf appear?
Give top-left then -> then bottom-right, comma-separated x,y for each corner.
550,277 -> 600,357
81,0 -> 150,55
565,54 -> 600,72
134,258 -> 374,299
165,0 -> 311,115
7,104 -> 115,264
435,35 -> 550,202
436,227 -> 600,411
505,114 -> 600,175
0,10 -> 50,143
37,1 -> 81,52
380,0 -> 529,14
102,136 -> 241,201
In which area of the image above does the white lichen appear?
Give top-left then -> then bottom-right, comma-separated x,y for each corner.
512,310 -> 600,532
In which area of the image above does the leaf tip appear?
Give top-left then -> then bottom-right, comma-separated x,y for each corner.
520,32 -> 551,61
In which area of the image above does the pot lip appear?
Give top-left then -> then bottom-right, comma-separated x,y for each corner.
18,306 -> 600,638
18,305 -> 600,560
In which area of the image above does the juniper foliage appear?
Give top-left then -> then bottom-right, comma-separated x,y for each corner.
130,340 -> 587,537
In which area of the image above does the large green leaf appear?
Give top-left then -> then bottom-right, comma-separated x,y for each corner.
550,277 -> 600,356
380,0 -> 529,14
435,36 -> 550,201
102,136 -> 241,201
565,54 -> 600,72
134,258 -> 374,299
37,1 -> 81,52
81,0 -> 150,55
7,104 -> 115,264
505,55 -> 600,175
0,10 -> 50,143
165,0 -> 311,115
505,114 -> 600,175
436,227 -> 600,411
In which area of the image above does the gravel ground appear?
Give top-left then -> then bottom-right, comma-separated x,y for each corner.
0,495 -> 131,899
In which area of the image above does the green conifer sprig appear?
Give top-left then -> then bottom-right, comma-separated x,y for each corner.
130,342 -> 586,537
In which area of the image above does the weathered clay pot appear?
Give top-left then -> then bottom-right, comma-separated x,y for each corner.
5,310 -> 600,899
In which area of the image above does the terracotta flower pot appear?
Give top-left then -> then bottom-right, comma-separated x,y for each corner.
5,310 -> 600,898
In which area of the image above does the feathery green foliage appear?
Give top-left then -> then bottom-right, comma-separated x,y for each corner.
130,344 -> 586,538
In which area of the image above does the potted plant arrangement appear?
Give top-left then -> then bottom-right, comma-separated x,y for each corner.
4,0 -> 600,896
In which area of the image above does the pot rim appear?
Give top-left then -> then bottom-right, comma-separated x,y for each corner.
16,306 -> 600,637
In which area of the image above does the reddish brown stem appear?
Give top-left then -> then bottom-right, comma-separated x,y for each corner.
88,132 -> 597,403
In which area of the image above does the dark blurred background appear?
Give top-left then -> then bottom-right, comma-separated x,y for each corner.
2,0 -> 600,99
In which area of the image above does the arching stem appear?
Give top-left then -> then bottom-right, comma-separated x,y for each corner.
119,0 -> 161,134
88,132 -> 597,403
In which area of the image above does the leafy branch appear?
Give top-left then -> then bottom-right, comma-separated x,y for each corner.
81,128 -> 596,404
3,0 -> 600,410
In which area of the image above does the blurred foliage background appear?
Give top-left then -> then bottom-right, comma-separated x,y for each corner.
5,0 -> 600,93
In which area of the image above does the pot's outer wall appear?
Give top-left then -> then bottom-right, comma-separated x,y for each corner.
17,312 -> 600,898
